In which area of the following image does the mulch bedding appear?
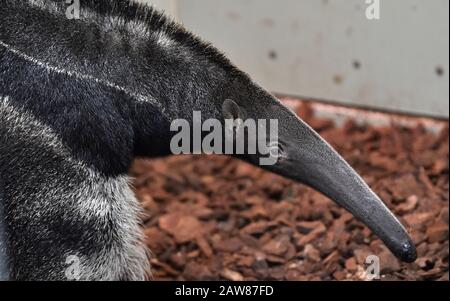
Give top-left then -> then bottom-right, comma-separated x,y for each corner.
130,102 -> 449,281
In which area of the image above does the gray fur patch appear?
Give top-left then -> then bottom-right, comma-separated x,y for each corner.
0,96 -> 150,280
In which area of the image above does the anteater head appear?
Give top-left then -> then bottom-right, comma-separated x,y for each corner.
189,75 -> 417,263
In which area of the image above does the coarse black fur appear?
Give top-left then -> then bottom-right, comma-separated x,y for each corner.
0,0 -> 258,281
0,0 -> 416,280
1,0 -> 244,176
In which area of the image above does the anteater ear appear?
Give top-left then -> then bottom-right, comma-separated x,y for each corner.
222,99 -> 245,120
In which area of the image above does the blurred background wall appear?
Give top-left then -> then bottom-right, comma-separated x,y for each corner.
136,0 -> 449,118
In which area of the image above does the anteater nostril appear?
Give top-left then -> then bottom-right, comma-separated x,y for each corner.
399,241 -> 417,263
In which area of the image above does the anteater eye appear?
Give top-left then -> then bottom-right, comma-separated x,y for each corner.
268,141 -> 286,162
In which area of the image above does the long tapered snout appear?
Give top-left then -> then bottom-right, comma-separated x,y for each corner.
228,99 -> 417,263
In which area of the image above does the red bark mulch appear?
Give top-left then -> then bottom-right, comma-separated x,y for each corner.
131,102 -> 449,281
